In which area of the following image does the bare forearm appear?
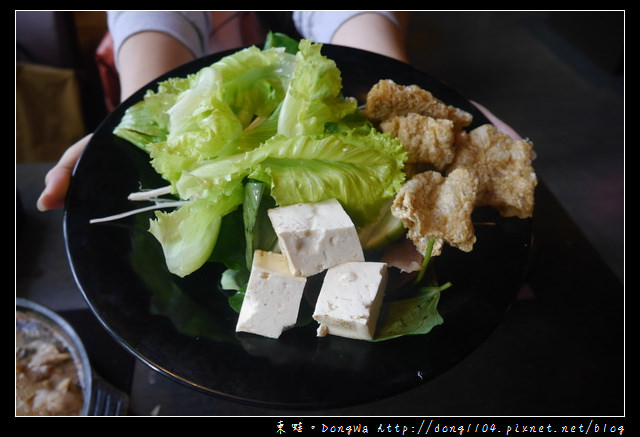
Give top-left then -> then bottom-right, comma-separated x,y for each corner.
331,12 -> 409,63
117,31 -> 196,100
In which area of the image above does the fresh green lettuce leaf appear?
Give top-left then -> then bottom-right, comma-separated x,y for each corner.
148,192 -> 242,277
112,100 -> 168,151
113,74 -> 194,152
114,38 -> 407,280
277,39 -> 358,137
210,45 -> 296,127
249,130 -> 407,226
148,200 -> 222,278
175,128 -> 406,228
115,45 -> 296,183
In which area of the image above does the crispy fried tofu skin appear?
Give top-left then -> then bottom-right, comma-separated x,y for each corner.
391,169 -> 479,257
365,79 -> 537,256
380,113 -> 456,170
363,79 -> 473,129
449,124 -> 537,218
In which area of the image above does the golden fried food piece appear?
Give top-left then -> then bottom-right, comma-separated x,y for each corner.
449,124 -> 537,218
380,113 -> 456,171
391,168 -> 478,256
363,79 -> 473,129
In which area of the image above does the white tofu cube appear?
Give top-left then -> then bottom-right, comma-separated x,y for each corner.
236,250 -> 307,339
267,199 -> 365,277
313,261 -> 388,340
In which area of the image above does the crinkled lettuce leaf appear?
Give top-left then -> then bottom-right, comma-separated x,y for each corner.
148,187 -> 242,277
114,45 -> 296,183
148,200 -> 222,278
113,38 -> 407,279
249,131 -> 407,226
175,129 -> 406,227
277,39 -> 358,137
112,100 -> 168,151
212,45 -> 296,127
113,75 -> 193,151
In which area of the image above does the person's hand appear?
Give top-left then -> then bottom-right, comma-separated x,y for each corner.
36,134 -> 91,211
36,30 -> 196,212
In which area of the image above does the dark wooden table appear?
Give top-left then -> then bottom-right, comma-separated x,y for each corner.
16,162 -> 625,423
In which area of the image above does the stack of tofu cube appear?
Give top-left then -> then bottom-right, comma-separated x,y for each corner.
235,198 -> 388,340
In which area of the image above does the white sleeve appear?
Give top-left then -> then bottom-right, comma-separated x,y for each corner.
107,11 -> 211,67
292,11 -> 400,43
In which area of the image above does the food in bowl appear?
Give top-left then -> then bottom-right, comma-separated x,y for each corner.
16,308 -> 86,416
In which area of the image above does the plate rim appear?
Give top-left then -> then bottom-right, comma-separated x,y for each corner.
63,43 -> 532,409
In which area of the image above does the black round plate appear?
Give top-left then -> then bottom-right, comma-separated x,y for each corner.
64,44 -> 532,409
